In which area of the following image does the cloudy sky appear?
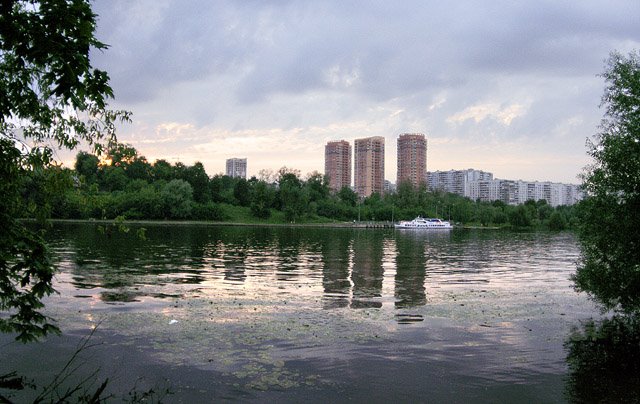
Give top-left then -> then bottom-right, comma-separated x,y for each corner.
88,0 -> 640,184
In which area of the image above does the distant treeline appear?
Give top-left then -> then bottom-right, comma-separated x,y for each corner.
20,143 -> 579,229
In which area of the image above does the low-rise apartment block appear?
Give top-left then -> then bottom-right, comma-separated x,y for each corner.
429,169 -> 582,206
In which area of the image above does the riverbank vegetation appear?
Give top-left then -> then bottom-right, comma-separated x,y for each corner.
1,0 -> 131,343
18,142 -> 579,230
574,50 -> 640,315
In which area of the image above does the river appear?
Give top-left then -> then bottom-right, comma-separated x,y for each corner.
0,222 -> 625,402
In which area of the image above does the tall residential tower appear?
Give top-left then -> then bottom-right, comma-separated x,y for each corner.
354,136 -> 385,198
324,140 -> 352,192
226,158 -> 247,179
397,133 -> 427,188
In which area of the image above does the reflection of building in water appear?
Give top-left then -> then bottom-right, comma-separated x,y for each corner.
394,233 -> 427,308
273,228 -> 304,282
223,247 -> 247,283
213,242 -> 247,282
350,232 -> 385,308
320,231 -> 352,309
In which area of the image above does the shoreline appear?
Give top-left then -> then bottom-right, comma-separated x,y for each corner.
43,218 -> 505,230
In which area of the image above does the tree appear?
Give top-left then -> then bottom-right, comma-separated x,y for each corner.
106,143 -> 137,167
151,159 -> 175,182
74,151 -> 100,184
337,186 -> 358,207
574,50 -> 640,314
478,205 -> 494,226
508,205 -> 532,228
304,171 -> 330,203
395,181 -> 418,210
233,178 -> 250,206
184,162 -> 210,203
161,179 -> 193,219
0,1 -> 129,341
250,181 -> 274,218
278,171 -> 306,222
548,210 -> 567,231
125,156 -> 151,182
101,165 -> 128,192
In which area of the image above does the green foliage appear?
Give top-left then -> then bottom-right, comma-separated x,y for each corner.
21,141 -> 581,230
1,0 -> 129,341
151,159 -> 174,182
547,210 -> 567,231
477,205 -> 494,226
537,203 -> 553,222
278,176 -> 307,222
183,162 -> 210,203
192,202 -> 227,221
161,179 -> 193,219
565,315 -> 640,402
250,181 -> 274,219
233,178 -> 250,207
48,149 -> 581,228
74,151 -> 99,183
574,50 -> 640,314
0,209 -> 58,342
305,171 -> 330,203
337,186 -> 358,207
102,166 -> 128,192
508,205 -> 532,228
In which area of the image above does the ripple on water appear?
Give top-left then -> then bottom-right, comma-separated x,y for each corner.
34,224 -> 602,400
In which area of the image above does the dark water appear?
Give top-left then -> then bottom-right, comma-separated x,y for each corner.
1,222 -> 630,402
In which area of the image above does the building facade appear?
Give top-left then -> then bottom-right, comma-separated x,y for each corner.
354,136 -> 385,198
428,169 -> 494,196
428,168 -> 583,206
324,140 -> 352,192
467,179 -> 583,207
225,158 -> 247,179
397,133 -> 427,188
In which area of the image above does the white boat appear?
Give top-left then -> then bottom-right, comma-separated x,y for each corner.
394,216 -> 453,229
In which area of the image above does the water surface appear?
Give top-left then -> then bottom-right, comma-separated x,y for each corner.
1,223 -> 606,402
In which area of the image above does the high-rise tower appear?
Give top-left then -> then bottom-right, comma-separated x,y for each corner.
354,136 -> 385,198
397,133 -> 427,188
324,140 -> 352,192
226,158 -> 247,179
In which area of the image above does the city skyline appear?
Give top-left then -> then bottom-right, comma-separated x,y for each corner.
79,1 -> 640,184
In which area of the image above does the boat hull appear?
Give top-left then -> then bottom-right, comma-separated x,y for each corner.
394,224 -> 452,229
394,217 -> 453,230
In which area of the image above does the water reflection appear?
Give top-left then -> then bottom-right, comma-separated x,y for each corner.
394,232 -> 431,308
47,223 -> 582,311
565,315 -> 640,402
30,222 -> 608,401
351,232 -> 385,309
320,230 -> 351,309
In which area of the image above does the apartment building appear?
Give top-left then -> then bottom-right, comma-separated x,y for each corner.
467,179 -> 583,207
324,140 -> 352,192
428,169 -> 494,196
354,136 -> 385,198
225,158 -> 247,179
397,133 -> 427,188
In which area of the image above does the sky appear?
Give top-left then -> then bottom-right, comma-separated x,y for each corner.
86,0 -> 640,184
